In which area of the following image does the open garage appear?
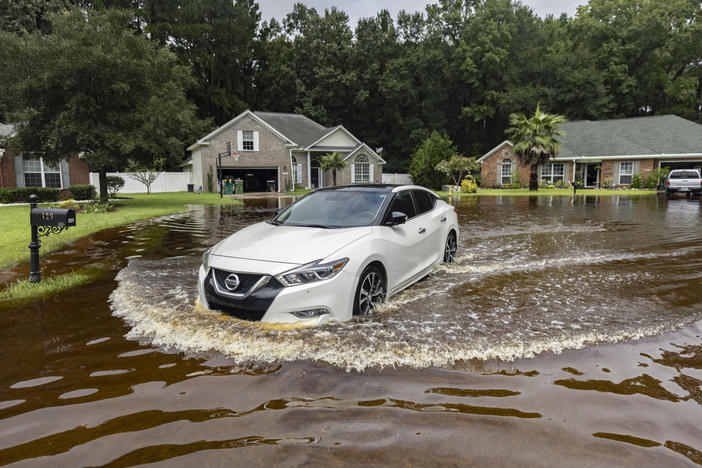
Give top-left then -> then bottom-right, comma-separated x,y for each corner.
661,161 -> 702,172
222,167 -> 278,192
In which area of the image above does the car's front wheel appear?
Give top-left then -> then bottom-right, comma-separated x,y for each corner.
444,231 -> 457,263
353,265 -> 386,316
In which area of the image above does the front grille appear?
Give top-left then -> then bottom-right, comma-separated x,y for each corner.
211,268 -> 264,294
204,273 -> 284,322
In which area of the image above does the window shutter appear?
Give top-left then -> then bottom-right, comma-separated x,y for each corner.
633,160 -> 640,175
613,162 -> 620,184
14,155 -> 25,187
60,159 -> 70,188
253,131 -> 259,151
296,163 -> 302,183
369,163 -> 374,182
236,131 -> 243,151
351,164 -> 356,183
562,162 -> 570,183
496,163 -> 501,186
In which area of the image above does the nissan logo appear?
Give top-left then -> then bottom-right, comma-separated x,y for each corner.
224,273 -> 240,291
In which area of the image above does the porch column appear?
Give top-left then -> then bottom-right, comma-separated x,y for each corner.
307,151 -> 311,189
571,159 -> 576,185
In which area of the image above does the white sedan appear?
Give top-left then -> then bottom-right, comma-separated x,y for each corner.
197,184 -> 459,324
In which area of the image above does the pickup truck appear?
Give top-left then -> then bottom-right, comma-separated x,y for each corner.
665,169 -> 702,196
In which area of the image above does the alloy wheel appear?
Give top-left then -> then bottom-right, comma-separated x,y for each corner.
358,271 -> 385,315
444,232 -> 457,263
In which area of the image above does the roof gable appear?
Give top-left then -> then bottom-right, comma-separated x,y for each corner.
344,143 -> 386,164
254,112 -> 328,148
187,110 -> 294,150
306,126 -> 360,149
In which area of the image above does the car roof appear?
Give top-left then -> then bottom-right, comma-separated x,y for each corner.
316,184 -> 433,193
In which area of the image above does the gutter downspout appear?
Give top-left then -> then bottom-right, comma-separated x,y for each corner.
307,151 -> 311,189
288,149 -> 294,192
572,159 -> 576,186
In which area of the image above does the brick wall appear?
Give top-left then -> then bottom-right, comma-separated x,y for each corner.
0,148 -> 16,188
480,142 -> 530,187
68,155 -> 90,185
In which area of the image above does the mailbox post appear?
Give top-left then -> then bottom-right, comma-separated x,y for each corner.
28,194 -> 76,283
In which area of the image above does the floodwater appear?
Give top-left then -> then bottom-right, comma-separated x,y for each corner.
1,194 -> 701,466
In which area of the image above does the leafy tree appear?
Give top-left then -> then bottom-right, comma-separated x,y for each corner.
125,157 -> 165,194
0,8 -> 210,201
0,0 -> 70,35
435,155 -> 480,186
321,152 -> 346,186
106,175 -> 125,198
409,131 -> 458,189
506,104 -> 566,191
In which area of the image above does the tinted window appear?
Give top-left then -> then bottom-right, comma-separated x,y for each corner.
275,190 -> 388,228
385,191 -> 416,221
412,190 -> 435,215
669,171 -> 699,179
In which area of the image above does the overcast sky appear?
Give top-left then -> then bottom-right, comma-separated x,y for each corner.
257,0 -> 585,27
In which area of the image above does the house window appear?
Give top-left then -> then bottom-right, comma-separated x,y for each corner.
24,157 -> 61,188
354,154 -> 370,183
541,163 -> 564,183
242,131 -> 254,151
619,161 -> 633,185
501,160 -> 513,185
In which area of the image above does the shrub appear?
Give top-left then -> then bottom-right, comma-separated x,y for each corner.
548,184 -> 555,189
69,184 -> 96,200
555,179 -> 564,189
83,201 -> 115,213
106,176 -> 125,198
461,178 -> 478,193
410,131 -> 459,189
539,179 -> 548,188
0,187 -> 60,203
57,199 -> 80,211
644,174 -> 658,189
631,174 -> 642,188
510,171 -> 522,188
602,176 -> 614,189
472,173 -> 482,187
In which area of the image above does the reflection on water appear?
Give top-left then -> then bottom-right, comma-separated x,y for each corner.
1,195 -> 701,466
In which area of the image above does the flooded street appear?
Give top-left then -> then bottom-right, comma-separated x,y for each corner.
1,195 -> 701,466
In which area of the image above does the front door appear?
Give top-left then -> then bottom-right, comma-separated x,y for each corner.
585,164 -> 599,187
311,167 -> 320,188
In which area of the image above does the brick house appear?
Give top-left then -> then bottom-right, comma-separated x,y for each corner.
479,115 -> 702,188
185,110 -> 385,192
0,123 -> 90,190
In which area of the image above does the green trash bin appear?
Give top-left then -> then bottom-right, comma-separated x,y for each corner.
234,179 -> 244,194
223,178 -> 234,195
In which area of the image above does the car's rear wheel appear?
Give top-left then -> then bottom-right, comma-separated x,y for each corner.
354,266 -> 386,316
444,231 -> 457,263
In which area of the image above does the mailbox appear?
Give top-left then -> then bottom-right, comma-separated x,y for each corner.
30,208 -> 76,228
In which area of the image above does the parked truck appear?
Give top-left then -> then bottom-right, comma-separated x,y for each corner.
665,169 -> 702,196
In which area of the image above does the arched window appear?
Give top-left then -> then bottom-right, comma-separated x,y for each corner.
353,154 -> 371,183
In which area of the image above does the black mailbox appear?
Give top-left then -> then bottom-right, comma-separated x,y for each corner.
30,208 -> 76,228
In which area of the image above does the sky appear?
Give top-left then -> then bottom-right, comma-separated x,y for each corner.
256,0 -> 584,27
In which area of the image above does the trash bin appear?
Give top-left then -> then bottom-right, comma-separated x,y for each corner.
223,178 -> 234,195
235,179 -> 244,194
187,184 -> 194,192
266,180 -> 276,192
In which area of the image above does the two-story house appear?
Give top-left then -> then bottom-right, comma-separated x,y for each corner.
185,110 -> 385,193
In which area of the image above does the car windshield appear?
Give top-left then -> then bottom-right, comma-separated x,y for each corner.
669,171 -> 699,179
274,190 -> 388,228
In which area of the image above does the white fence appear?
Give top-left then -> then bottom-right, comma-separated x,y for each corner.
89,172 -> 192,193
382,173 -> 413,185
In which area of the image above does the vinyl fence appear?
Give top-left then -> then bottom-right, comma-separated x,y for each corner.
89,172 -> 192,194
381,173 -> 413,185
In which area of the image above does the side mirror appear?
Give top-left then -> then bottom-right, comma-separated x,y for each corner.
386,211 -> 408,226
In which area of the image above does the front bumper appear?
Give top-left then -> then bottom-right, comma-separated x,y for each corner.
197,263 -> 357,324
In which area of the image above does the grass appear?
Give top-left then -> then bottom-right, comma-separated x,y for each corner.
0,270 -> 96,308
0,192 -> 242,268
435,188 -> 659,197
284,188 -> 313,195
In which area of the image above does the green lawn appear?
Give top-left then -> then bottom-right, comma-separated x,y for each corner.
435,188 -> 659,197
284,188 -> 313,195
0,270 -> 97,308
0,192 -> 241,268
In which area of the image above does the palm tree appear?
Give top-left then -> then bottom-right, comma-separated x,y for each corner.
506,104 -> 566,191
321,152 -> 346,186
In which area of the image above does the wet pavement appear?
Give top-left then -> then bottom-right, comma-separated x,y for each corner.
1,195 -> 701,466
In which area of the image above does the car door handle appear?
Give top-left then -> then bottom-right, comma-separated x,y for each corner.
418,227 -> 426,234
440,216 -> 447,222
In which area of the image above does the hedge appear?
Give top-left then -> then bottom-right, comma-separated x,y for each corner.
0,187 -> 60,203
0,184 -> 97,203
68,184 -> 96,200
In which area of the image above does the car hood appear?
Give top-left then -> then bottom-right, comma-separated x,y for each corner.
212,222 -> 372,265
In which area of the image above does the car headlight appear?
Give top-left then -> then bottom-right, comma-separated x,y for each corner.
202,248 -> 212,269
276,258 -> 349,287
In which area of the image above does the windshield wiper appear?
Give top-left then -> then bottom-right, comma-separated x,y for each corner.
300,223 -> 334,229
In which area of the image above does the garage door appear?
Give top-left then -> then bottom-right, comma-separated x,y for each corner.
222,168 -> 278,192
661,161 -> 702,172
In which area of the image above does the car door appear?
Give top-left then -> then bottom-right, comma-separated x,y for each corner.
411,189 -> 446,268
379,190 -> 425,293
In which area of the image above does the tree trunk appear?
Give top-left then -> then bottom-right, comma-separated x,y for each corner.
99,170 -> 108,202
529,165 -> 539,191
332,170 -> 337,186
